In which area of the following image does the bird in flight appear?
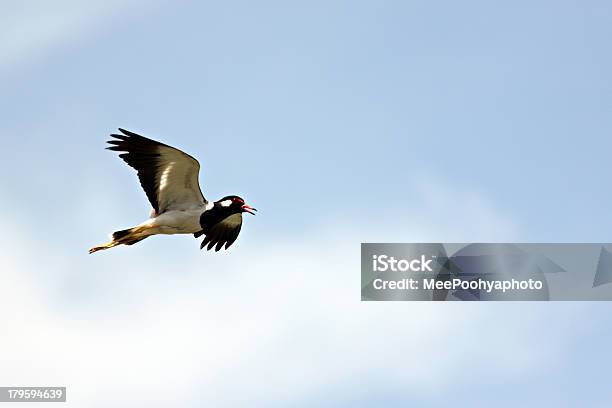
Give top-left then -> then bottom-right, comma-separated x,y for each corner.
89,128 -> 256,254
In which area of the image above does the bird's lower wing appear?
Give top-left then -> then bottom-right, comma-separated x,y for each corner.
199,213 -> 243,251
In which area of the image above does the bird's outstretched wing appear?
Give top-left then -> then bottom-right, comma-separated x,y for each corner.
199,213 -> 243,251
107,128 -> 207,214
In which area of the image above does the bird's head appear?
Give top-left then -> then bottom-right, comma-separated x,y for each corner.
217,195 -> 257,215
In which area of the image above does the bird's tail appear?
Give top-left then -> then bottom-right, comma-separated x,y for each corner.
88,226 -> 150,254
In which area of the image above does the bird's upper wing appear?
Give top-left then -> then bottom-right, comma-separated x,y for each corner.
107,128 -> 207,213
199,213 -> 243,251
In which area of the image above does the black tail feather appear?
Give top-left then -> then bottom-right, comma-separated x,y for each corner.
124,236 -> 148,246
112,228 -> 133,241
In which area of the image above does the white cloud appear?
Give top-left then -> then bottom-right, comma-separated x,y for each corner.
0,0 -> 161,72
0,182 -> 586,407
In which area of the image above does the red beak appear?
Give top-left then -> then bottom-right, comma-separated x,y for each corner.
241,204 -> 257,215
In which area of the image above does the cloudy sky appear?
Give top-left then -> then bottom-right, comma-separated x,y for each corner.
1,0 -> 612,406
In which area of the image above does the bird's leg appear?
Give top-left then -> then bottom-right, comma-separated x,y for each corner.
88,225 -> 152,254
88,240 -> 119,254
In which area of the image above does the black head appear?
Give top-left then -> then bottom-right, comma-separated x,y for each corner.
216,195 -> 257,215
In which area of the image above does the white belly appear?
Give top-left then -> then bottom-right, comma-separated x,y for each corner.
144,209 -> 203,234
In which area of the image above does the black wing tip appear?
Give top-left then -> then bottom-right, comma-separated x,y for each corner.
107,128 -> 169,150
107,128 -> 140,142
118,128 -> 138,136
106,132 -> 128,148
105,129 -> 164,151
198,240 -> 237,251
199,237 -> 235,251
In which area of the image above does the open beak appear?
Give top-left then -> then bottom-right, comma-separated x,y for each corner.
241,204 -> 257,215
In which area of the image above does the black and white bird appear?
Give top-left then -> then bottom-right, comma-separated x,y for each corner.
89,128 -> 256,254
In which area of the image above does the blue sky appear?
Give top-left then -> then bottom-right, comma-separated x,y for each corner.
1,0 -> 612,406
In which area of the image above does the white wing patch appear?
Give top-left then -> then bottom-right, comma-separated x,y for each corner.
159,162 -> 175,192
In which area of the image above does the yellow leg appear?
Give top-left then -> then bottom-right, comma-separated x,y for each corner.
89,225 -> 152,254
88,241 -> 119,254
